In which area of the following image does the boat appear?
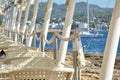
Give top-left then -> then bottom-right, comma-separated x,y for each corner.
80,0 -> 103,37
80,31 -> 103,37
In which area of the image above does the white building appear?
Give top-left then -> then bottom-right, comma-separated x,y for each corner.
50,22 -> 64,30
77,22 -> 88,31
35,23 -> 42,29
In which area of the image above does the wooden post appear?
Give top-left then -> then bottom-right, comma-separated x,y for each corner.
7,8 -> 12,37
4,9 -> 7,29
21,1 -> 31,43
73,39 -> 79,80
25,30 -> 28,46
5,0 -> 14,37
42,0 -> 53,51
15,0 -> 24,42
11,1 -> 18,31
58,0 -> 75,66
7,7 -> 12,37
8,2 -> 12,37
39,34 -> 42,51
27,0 -> 39,47
39,34 -> 44,52
73,51 -> 78,80
100,0 -> 120,80
78,69 -> 81,80
33,31 -> 36,48
73,33 -> 85,80
3,6 -> 9,35
41,38 -> 44,52
2,6 -> 6,28
2,14 -> 5,28
3,0 -> 9,29
11,0 -> 18,40
54,37 -> 58,59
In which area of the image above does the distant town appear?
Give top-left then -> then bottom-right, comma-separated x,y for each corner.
0,2 -> 112,31
25,18 -> 109,31
28,2 -> 111,31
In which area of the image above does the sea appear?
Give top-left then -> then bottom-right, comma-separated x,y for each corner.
35,30 -> 120,54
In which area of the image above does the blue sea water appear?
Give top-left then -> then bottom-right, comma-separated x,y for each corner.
36,31 -> 120,54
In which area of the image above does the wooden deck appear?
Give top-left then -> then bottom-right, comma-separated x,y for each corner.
0,33 -> 74,80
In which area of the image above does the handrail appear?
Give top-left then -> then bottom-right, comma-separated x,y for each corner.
3,28 -> 81,43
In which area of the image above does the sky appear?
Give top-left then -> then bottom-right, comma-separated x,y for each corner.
40,0 -> 115,8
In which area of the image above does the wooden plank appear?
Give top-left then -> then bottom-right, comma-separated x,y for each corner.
73,51 -> 78,80
54,38 -> 57,59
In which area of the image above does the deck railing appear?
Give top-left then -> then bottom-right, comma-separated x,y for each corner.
0,27 -> 85,80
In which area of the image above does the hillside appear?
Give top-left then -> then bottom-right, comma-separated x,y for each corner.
34,2 -> 113,24
0,2 -> 113,24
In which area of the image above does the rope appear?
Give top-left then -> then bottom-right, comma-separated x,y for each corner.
19,30 -> 25,36
27,31 -> 34,37
55,31 -> 80,41
4,28 -> 81,43
4,28 -> 82,47
73,38 -> 86,68
34,30 -> 80,45
12,30 -> 34,38
41,32 -> 56,44
35,35 -> 41,40
3,28 -> 86,68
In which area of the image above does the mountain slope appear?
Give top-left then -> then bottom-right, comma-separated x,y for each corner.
0,2 -> 113,25
33,2 -> 113,23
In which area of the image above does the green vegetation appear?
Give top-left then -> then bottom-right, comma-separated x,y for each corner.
72,21 -> 78,29
33,2 -> 113,24
0,2 -> 113,26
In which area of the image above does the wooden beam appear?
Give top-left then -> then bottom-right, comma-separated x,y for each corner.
100,0 -> 120,80
58,0 -> 75,66
41,0 -> 53,51
27,0 -> 39,47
